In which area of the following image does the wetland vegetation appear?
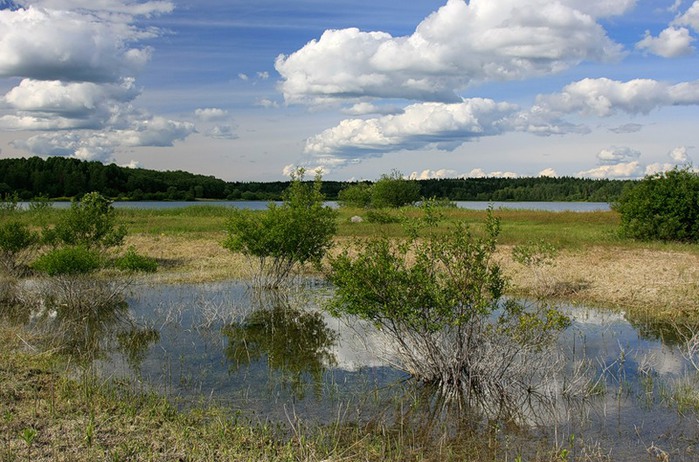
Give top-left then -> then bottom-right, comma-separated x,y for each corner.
1,171 -> 698,461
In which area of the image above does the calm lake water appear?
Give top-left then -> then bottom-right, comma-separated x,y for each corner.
40,200 -> 611,212
87,280 -> 698,459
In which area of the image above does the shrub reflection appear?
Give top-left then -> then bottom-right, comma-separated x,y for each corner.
223,291 -> 337,400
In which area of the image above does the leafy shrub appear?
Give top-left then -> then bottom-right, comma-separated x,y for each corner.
114,246 -> 158,273
613,167 -> 699,242
327,209 -> 569,414
28,195 -> 53,215
0,221 -> 39,277
0,192 -> 20,216
224,169 -> 338,287
370,170 -> 421,208
365,208 -> 401,224
48,192 -> 126,249
33,246 -> 103,276
337,182 -> 372,208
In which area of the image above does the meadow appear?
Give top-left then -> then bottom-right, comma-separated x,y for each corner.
116,205 -> 699,320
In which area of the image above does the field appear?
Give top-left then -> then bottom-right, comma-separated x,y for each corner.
1,204 -> 698,461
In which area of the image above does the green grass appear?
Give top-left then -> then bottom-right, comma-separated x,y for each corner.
6,203 -> 696,254
116,205 -> 233,235
337,206 -> 621,248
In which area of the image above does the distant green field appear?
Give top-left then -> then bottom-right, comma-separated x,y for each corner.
5,203 -> 697,253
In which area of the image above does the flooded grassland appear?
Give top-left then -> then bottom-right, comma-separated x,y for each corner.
1,207 -> 698,461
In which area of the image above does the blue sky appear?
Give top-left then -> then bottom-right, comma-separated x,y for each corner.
1,0 -> 698,181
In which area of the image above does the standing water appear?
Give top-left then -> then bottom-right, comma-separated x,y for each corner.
84,281 -> 697,459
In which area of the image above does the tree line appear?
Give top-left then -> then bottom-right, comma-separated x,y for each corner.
0,156 -> 630,202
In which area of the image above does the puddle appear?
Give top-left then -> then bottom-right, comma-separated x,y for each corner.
16,279 -> 698,458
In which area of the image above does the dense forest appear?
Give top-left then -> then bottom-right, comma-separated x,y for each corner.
0,156 -> 631,202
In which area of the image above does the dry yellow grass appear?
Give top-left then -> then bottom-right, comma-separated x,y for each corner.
124,232 -> 698,320
503,245 -> 699,318
124,232 -> 254,283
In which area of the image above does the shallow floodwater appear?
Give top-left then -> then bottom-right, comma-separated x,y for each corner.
94,281 -> 697,458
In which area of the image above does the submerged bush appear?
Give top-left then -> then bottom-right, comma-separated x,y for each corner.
327,209 -> 569,416
613,167 -> 699,242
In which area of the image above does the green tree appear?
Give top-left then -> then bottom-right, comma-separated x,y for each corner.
224,169 -> 338,287
371,171 -> 421,208
613,167 -> 699,242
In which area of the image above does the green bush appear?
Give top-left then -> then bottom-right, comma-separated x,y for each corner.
224,169 -> 338,287
365,208 -> 401,224
327,209 -> 569,412
613,167 -> 699,242
49,192 -> 126,249
114,247 -> 158,273
337,182 -> 372,208
0,221 -> 39,277
0,192 -> 20,216
370,170 -> 421,208
33,246 -> 103,276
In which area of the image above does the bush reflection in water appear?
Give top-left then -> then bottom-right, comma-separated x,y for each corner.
222,289 -> 337,400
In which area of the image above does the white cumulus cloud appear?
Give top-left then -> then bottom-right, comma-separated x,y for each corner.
538,168 -> 558,177
409,169 -> 460,180
304,98 -> 520,165
668,145 -> 692,163
596,146 -> 641,165
535,77 -> 699,117
2,78 -> 139,129
194,107 -> 229,122
675,1 -> 699,31
0,1 -> 199,163
636,27 -> 695,57
0,5 -> 166,82
577,161 -> 644,179
342,102 -> 403,116
12,115 -> 195,162
276,0 -> 624,105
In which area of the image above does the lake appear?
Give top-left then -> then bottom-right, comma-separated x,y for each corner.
36,200 -> 611,212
